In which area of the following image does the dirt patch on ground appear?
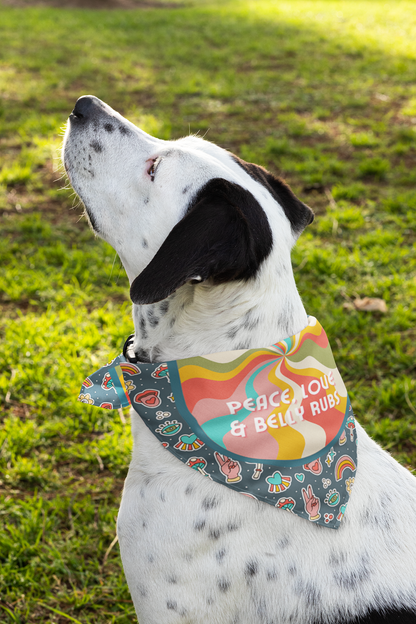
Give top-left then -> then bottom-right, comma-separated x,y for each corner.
1,0 -> 183,9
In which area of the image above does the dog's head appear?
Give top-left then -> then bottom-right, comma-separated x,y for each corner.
63,96 -> 313,305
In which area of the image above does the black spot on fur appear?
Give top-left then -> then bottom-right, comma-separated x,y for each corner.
232,155 -> 314,234
185,484 -> 194,496
206,596 -> 214,606
144,197 -> 149,205
266,568 -> 278,581
137,583 -> 147,598
142,520 -> 147,529
167,576 -> 177,584
90,140 -> 103,153
142,238 -> 148,249
151,347 -> 161,362
227,326 -> 239,340
130,178 -> 274,304
288,565 -> 297,577
182,185 -> 190,194
360,507 -> 393,531
147,554 -> 154,563
209,528 -> 221,540
169,317 -> 176,328
194,519 -> 206,531
160,300 -> 169,315
245,560 -> 258,578
217,577 -> 231,593
166,600 -> 177,611
335,564 -> 371,591
277,536 -> 291,549
329,551 -> 347,568
295,580 -> 321,607
255,598 -> 268,619
104,123 -> 114,133
243,310 -> 260,331
140,316 -> 148,340
159,491 -> 166,502
216,548 -> 226,563
147,308 -> 159,327
119,125 -> 130,135
227,522 -> 240,532
202,496 -> 219,511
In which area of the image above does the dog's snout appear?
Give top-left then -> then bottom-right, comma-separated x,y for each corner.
70,95 -> 102,122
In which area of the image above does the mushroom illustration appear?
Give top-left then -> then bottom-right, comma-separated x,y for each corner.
346,416 -> 355,441
187,457 -> 209,476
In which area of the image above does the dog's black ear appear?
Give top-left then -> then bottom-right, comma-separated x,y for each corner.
232,156 -> 314,234
130,178 -> 273,305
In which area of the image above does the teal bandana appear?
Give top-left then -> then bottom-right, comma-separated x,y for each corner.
79,317 -> 357,529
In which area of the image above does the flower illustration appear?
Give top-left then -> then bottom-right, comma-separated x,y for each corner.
78,393 -> 94,405
346,477 -> 355,495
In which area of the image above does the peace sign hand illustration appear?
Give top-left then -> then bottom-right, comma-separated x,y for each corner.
302,485 -> 321,521
214,452 -> 242,483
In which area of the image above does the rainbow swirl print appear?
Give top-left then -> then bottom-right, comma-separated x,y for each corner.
175,317 -> 348,462
335,455 -> 356,482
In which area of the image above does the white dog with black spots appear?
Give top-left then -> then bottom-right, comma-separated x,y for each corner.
63,96 -> 416,624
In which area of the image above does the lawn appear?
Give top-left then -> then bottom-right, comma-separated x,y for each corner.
1,0 -> 416,621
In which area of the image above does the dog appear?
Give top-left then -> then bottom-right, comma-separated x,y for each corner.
63,95 -> 416,624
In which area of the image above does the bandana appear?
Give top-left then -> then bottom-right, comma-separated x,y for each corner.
79,317 -> 357,529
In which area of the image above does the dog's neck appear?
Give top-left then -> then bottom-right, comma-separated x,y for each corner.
130,255 -> 308,363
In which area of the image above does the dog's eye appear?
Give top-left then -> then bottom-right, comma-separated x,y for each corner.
148,157 -> 160,182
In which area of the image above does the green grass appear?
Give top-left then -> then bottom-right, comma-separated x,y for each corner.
1,0 -> 416,621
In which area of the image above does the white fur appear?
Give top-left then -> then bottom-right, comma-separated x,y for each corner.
63,96 -> 416,624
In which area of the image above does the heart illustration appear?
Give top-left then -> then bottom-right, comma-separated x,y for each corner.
180,434 -> 197,444
134,389 -> 161,408
295,473 -> 305,482
303,458 -> 323,475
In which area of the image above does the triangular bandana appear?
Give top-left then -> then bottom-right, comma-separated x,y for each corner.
79,317 -> 357,529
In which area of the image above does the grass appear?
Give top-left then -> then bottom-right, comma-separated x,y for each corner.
0,0 -> 416,621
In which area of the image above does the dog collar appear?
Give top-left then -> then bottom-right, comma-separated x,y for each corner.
79,317 -> 357,529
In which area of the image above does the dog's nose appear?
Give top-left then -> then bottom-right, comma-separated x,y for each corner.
70,95 -> 102,121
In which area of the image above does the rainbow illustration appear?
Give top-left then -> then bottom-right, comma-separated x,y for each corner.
120,362 -> 141,376
335,455 -> 356,482
82,377 -> 93,389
